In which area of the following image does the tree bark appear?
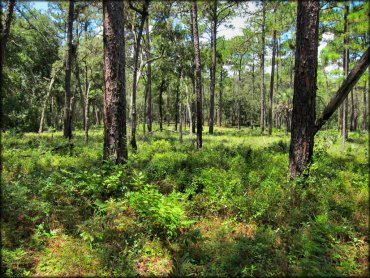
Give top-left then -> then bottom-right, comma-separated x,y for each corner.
209,0 -> 217,134
39,71 -> 59,133
218,63 -> 223,127
84,63 -> 90,143
342,3 -> 349,145
159,79 -> 164,131
314,47 -> 370,134
166,91 -> 170,126
189,7 -> 197,135
63,0 -> 75,140
192,0 -> 203,148
179,70 -> 183,143
350,89 -> 355,131
129,0 -> 149,151
260,2 -> 266,133
289,0 -> 320,178
175,78 -> 180,131
185,80 -> 193,136
145,17 -> 152,133
362,81 -> 367,131
0,0 -> 15,133
268,29 -> 277,136
103,0 -> 128,164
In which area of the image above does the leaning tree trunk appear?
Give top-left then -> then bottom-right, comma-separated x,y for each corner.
209,0 -> 217,134
268,28 -> 277,136
192,0 -> 203,148
102,0 -> 128,164
289,0 -> 320,178
260,2 -> 266,133
63,0 -> 75,140
314,47 -> 370,134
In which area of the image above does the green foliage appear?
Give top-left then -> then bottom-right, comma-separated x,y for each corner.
2,128 -> 368,276
128,184 -> 191,238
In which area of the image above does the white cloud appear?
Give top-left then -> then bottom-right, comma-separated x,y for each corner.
218,16 -> 245,39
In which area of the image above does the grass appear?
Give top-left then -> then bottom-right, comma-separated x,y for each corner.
1,124 -> 368,276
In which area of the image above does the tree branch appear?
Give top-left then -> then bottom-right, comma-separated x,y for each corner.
314,47 -> 370,135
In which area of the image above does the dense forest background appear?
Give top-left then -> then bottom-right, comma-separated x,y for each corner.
1,0 -> 369,276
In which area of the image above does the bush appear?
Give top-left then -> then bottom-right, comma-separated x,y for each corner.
128,184 -> 191,238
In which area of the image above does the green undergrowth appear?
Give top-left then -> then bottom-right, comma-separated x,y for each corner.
1,126 -> 368,276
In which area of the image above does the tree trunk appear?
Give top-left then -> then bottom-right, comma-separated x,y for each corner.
189,3 -> 196,135
145,17 -> 152,132
63,0 -> 75,140
130,0 -> 149,151
289,0 -> 320,178
276,38 -> 280,93
268,29 -> 277,136
363,81 -> 367,131
39,71 -> 58,133
314,47 -> 370,133
209,0 -> 217,134
192,0 -> 203,148
84,64 -> 90,143
166,91 -> 170,126
103,0 -> 128,164
350,89 -> 355,131
175,79 -> 180,131
179,70 -> 183,143
342,3 -> 349,145
260,2 -> 266,133
218,63 -> 223,127
185,80 -> 193,136
159,79 -> 164,131
353,87 -> 358,131
0,0 -> 15,134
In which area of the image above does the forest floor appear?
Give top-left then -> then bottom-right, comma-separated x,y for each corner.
2,125 -> 368,276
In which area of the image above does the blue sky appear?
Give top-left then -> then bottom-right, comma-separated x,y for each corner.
33,1 -> 48,11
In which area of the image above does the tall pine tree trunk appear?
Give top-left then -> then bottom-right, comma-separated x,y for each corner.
130,0 -> 149,151
63,0 -> 75,140
289,0 -> 319,178
192,0 -> 203,148
185,80 -> 193,136
145,17 -> 152,132
159,79 -> 164,131
102,0 -> 127,164
363,81 -> 367,131
84,63 -> 90,143
218,63 -> 223,127
342,3 -> 349,146
260,2 -> 266,133
268,28 -> 277,136
209,0 -> 217,134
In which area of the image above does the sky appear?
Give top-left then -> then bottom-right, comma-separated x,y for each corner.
33,1 -> 48,11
